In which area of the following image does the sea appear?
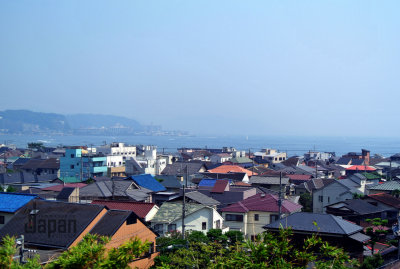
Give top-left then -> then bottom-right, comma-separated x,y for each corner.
2,134 -> 400,158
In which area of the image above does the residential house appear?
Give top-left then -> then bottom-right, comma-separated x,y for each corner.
128,174 -> 167,193
0,199 -> 158,267
287,174 -> 312,185
264,212 -> 370,259
249,176 -> 289,193
91,200 -> 159,222
221,193 -> 302,239
0,192 -> 37,228
325,199 -> 397,225
207,165 -> 257,178
200,172 -> 249,184
311,179 -> 361,213
151,202 -> 225,235
368,181 -> 400,195
210,153 -> 232,164
79,179 -> 153,203
161,162 -> 207,177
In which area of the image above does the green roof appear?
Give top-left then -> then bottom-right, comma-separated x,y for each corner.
360,172 -> 381,180
151,202 -> 206,224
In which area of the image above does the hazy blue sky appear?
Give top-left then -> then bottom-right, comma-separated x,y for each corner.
1,1 -> 399,136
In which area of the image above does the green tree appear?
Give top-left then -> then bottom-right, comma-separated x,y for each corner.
364,218 -> 389,255
299,193 -> 312,212
206,229 -> 228,245
359,254 -> 384,269
0,234 -> 149,269
225,231 -> 244,244
27,143 -> 44,151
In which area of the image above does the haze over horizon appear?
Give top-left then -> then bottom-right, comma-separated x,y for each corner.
1,1 -> 399,137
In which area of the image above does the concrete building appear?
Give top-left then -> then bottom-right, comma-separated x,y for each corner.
60,148 -> 107,181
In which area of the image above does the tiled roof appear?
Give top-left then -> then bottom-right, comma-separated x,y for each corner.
367,193 -> 400,209
161,162 -> 205,176
91,200 -> 156,218
228,157 -> 253,164
346,165 -> 376,171
326,199 -> 388,215
185,191 -> 220,206
233,181 -> 252,187
0,192 -> 37,213
287,174 -> 312,181
56,187 -> 75,200
42,183 -> 87,192
22,158 -> 59,170
249,176 -> 289,185
369,181 -> 400,191
90,210 -> 134,236
129,174 -> 166,192
221,193 -> 302,213
151,202 -> 206,223
201,172 -> 247,181
211,180 -> 229,193
207,165 -> 257,176
264,212 -> 364,235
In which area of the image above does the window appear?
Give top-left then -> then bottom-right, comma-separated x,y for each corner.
202,222 -> 207,230
254,214 -> 259,221
0,216 -> 4,224
216,220 -> 221,229
270,214 -> 279,223
318,196 -> 323,202
70,165 -> 74,169
328,196 -> 330,203
70,154 -> 75,158
225,214 -> 243,222
167,224 -> 176,232
154,224 -> 163,234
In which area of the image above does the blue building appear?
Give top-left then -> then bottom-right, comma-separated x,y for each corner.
60,148 -> 107,181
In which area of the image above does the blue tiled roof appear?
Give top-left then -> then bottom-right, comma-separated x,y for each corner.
199,179 -> 217,187
199,178 -> 232,187
130,174 -> 166,192
0,192 -> 37,213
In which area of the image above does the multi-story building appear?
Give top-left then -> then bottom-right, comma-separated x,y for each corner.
96,142 -> 136,161
60,148 -> 107,181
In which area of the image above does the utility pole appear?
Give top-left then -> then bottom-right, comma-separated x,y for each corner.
278,172 -> 282,220
16,235 -> 25,264
181,166 -> 187,240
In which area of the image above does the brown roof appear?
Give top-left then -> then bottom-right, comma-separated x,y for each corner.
91,200 -> 157,219
367,193 -> 400,209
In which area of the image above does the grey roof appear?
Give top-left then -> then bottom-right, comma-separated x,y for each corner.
151,202 -> 206,224
349,232 -> 370,243
326,199 -> 388,215
264,212 -> 363,235
249,176 -> 289,185
156,175 -> 184,189
80,180 -> 152,201
56,187 -> 75,200
201,172 -> 247,182
185,191 -> 220,206
161,162 -> 206,176
90,210 -> 133,236
351,159 -> 365,166
369,181 -> 400,191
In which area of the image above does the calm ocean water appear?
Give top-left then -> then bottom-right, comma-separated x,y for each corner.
1,134 -> 400,157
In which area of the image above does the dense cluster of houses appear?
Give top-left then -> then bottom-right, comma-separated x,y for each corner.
1,142 -> 400,267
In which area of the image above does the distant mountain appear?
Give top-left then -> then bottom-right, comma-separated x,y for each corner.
66,114 -> 143,130
0,110 -> 152,135
0,110 -> 71,133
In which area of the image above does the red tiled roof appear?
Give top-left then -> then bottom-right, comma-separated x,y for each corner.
346,165 -> 376,171
221,193 -> 302,213
211,180 -> 229,193
367,193 -> 400,209
91,200 -> 156,219
42,183 -> 87,192
287,174 -> 312,181
208,165 -> 258,176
